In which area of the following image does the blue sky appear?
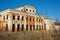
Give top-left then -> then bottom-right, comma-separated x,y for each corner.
0,0 -> 60,20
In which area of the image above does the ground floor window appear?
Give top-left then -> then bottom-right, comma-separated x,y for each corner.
12,24 -> 15,32
26,24 -> 28,31
42,25 -> 43,30
22,24 -> 24,31
30,25 -> 32,31
6,24 -> 8,31
36,25 -> 38,30
39,25 -> 41,30
33,25 -> 35,30
44,24 -> 46,30
17,24 -> 20,31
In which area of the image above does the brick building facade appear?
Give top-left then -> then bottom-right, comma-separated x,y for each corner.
0,5 -> 45,32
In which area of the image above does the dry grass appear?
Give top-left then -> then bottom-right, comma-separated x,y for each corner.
0,30 -> 60,40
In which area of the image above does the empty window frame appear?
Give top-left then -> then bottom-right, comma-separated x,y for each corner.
44,23 -> 46,30
13,15 -> 15,20
26,17 -> 28,21
33,25 -> 35,30
17,16 -> 20,20
33,18 -> 35,21
12,24 -> 15,32
22,24 -> 24,31
5,24 -> 8,31
33,10 -> 34,12
30,25 -> 32,31
26,24 -> 28,31
6,15 -> 8,19
22,16 -> 24,21
17,24 -> 20,31
42,25 -> 43,30
36,25 -> 38,30
26,9 -> 28,11
30,10 -> 31,12
36,18 -> 38,22
3,16 -> 5,20
30,18 -> 32,21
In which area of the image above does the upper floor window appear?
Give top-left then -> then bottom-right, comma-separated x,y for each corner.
39,19 -> 40,22
41,19 -> 43,22
26,17 -> 28,21
30,18 -> 32,21
33,10 -> 34,12
33,18 -> 35,21
36,18 -> 38,22
30,10 -> 31,12
13,15 -> 15,20
3,16 -> 5,20
21,9 -> 23,12
22,16 -> 24,21
17,16 -> 20,20
26,9 -> 28,11
6,15 -> 8,19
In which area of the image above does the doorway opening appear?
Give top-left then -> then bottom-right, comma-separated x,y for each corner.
17,24 -> 20,31
30,25 -> 32,31
12,24 -> 15,32
22,24 -> 24,31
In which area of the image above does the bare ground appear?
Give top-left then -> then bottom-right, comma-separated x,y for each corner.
0,30 -> 60,40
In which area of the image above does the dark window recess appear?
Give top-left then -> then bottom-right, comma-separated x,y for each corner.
17,24 -> 20,31
33,25 -> 35,30
42,25 -> 43,30
33,10 -> 34,12
26,9 -> 28,11
18,16 -> 20,20
12,24 -> 15,32
21,9 -> 23,11
26,24 -> 28,30
44,24 -> 46,30
39,25 -> 41,30
22,16 -> 24,21
6,24 -> 8,31
30,25 -> 32,31
39,19 -> 40,22
36,18 -> 38,21
30,18 -> 32,21
26,17 -> 28,21
6,15 -> 8,19
22,24 -> 24,31
30,10 -> 31,12
37,25 -> 38,30
3,16 -> 5,20
13,15 -> 15,20
33,18 -> 34,21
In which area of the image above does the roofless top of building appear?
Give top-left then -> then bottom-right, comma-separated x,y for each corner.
16,5 -> 36,14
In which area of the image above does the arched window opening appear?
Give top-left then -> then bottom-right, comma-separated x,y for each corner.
12,24 -> 15,32
6,24 -> 8,31
17,24 -> 20,31
30,25 -> 32,31
22,24 -> 24,31
36,25 -> 38,30
26,24 -> 28,31
33,25 -> 35,30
